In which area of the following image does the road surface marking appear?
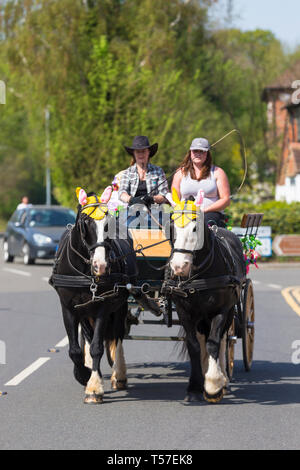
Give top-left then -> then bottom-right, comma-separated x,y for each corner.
267,283 -> 282,289
281,286 -> 300,318
42,276 -> 49,282
5,357 -> 51,386
2,267 -> 31,277
55,336 -> 69,348
292,288 -> 300,305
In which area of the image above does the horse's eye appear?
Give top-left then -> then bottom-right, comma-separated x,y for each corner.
192,226 -> 197,232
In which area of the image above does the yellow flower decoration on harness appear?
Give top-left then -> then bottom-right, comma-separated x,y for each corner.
170,188 -> 203,228
76,186 -> 112,220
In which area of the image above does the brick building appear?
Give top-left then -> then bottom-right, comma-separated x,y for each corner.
262,61 -> 300,202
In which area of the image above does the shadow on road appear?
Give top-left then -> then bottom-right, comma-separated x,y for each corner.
230,359 -> 300,406
101,360 -> 300,406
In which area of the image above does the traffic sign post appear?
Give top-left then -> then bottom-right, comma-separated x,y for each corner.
273,235 -> 300,256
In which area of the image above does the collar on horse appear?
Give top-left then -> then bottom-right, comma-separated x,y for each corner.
164,224 -> 244,297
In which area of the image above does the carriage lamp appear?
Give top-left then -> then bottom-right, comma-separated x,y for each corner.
32,233 -> 53,245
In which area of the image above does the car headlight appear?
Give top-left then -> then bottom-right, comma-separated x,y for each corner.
32,233 -> 53,245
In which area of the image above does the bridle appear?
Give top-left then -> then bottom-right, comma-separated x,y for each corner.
171,207 -> 216,275
68,201 -> 113,273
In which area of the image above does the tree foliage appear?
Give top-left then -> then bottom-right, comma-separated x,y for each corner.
0,0 -> 296,216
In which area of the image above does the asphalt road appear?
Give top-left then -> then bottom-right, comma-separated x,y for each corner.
0,246 -> 300,451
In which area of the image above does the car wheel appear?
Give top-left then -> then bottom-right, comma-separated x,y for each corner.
3,240 -> 14,263
23,243 -> 35,265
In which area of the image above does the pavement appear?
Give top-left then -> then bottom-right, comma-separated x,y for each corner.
0,250 -> 300,449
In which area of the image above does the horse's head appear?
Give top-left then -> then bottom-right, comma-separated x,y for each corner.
76,186 -> 112,276
168,188 -> 204,277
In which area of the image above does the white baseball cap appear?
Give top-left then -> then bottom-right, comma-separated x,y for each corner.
190,138 -> 210,151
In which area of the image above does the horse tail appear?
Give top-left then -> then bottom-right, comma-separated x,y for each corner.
173,326 -> 189,360
80,318 -> 94,344
104,303 -> 128,368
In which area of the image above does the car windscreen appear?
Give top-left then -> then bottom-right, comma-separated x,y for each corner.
28,209 -> 76,227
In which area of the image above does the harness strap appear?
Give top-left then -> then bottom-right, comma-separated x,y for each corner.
162,275 -> 242,296
49,272 -> 134,289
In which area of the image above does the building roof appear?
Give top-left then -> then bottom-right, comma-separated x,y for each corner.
262,60 -> 300,101
267,60 -> 300,89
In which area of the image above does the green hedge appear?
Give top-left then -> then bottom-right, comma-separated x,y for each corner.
226,201 -> 300,237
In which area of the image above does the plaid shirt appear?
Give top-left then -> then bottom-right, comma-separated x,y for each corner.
118,163 -> 169,199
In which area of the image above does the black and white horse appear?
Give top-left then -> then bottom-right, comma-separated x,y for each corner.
166,189 -> 246,403
50,187 -> 137,404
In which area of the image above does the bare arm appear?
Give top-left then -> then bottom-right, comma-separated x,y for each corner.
171,169 -> 183,199
204,167 -> 231,213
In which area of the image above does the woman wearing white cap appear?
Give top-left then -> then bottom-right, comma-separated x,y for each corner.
171,138 -> 231,227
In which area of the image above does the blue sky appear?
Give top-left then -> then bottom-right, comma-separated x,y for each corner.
210,0 -> 300,49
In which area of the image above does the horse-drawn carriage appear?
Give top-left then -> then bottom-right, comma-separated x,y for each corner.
50,187 -> 262,404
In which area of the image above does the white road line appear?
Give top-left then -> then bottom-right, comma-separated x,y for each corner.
2,267 -> 31,277
252,280 -> 261,285
55,336 -> 69,348
267,283 -> 282,289
5,357 -> 51,387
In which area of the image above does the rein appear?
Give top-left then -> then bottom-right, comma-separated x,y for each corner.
171,226 -> 216,288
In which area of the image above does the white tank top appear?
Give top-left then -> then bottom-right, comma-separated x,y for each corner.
180,166 -> 219,209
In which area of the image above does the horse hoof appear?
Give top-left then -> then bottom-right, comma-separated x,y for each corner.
184,392 -> 203,403
84,393 -> 103,405
203,388 -> 224,404
111,379 -> 127,391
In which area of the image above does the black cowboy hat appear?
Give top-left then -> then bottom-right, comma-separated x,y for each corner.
124,136 -> 158,158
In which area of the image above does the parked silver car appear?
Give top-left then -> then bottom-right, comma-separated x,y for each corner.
3,205 -> 76,265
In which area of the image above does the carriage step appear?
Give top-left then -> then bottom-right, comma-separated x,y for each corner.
124,335 -> 184,342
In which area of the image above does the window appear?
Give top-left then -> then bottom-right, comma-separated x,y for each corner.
28,209 -> 76,227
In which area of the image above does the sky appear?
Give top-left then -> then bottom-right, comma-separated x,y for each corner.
210,0 -> 300,50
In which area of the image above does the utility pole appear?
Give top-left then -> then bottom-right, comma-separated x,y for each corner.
45,106 -> 51,205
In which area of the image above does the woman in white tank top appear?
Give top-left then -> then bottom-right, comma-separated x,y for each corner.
171,138 -> 231,227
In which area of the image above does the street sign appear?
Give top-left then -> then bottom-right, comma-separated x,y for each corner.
273,235 -> 300,256
256,237 -> 272,258
232,226 -> 272,257
231,226 -> 271,237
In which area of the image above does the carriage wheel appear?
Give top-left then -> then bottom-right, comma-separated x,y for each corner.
226,318 -> 236,381
242,279 -> 255,371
